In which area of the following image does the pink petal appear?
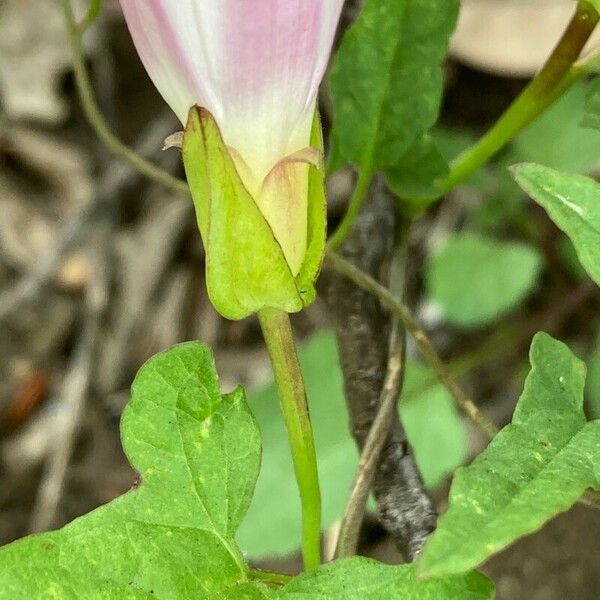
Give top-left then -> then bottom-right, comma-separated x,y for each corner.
118,1 -> 199,125
119,0 -> 343,184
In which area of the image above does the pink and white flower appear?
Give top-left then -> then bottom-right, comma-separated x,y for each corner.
119,0 -> 344,275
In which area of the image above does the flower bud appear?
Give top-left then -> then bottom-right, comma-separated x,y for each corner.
119,0 -> 344,318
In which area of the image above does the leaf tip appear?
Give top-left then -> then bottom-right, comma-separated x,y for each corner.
508,161 -> 534,179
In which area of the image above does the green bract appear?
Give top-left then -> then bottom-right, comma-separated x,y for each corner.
182,107 -> 326,320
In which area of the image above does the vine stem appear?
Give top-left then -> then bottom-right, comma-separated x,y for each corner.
59,0 -> 189,195
78,0 -> 103,33
325,251 -> 498,440
327,165 -> 374,250
437,0 -> 599,196
258,308 -> 322,570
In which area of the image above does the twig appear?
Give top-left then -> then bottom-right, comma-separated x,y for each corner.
0,114 -> 178,322
403,280 -> 597,418
335,324 -> 406,558
325,249 -> 499,440
28,232 -> 109,533
324,177 -> 436,559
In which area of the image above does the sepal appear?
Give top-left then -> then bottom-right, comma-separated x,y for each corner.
183,107 -> 303,320
295,110 -> 327,306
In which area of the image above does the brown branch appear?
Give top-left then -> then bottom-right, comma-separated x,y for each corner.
323,177 -> 436,560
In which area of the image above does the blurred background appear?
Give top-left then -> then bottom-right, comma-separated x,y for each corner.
0,1 -> 599,598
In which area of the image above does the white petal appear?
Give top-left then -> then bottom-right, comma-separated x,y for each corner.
120,0 -> 343,183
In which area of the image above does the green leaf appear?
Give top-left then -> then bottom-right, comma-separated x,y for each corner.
512,163 -> 600,286
582,78 -> 600,131
385,134 -> 449,201
587,1 -> 600,18
0,340 -> 487,598
238,332 -> 467,556
401,363 -> 468,489
233,559 -> 494,599
0,343 -> 261,598
419,333 -> 600,578
225,582 -> 272,599
426,233 -> 542,328
514,83 -> 600,173
432,127 -> 476,163
586,328 -> 600,419
183,107 -> 303,320
279,558 -> 494,599
328,0 -> 458,176
557,236 -> 588,282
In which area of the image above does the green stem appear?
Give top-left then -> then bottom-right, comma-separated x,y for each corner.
59,0 -> 189,195
258,308 -> 322,570
327,165 -> 374,250
438,1 -> 599,196
78,0 -> 103,33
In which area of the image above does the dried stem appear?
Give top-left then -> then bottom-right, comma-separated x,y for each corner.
335,323 -> 406,558
326,249 -> 498,440
0,115 -> 178,322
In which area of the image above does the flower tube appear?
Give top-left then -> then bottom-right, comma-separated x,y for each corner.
120,0 -> 344,319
